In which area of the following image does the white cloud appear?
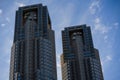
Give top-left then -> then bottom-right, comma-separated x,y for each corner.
93,17 -> 110,34
89,0 -> 100,14
6,17 -> 10,22
1,24 -> 6,27
56,54 -> 62,80
94,23 -> 109,34
106,55 -> 112,61
104,35 -> 108,41
95,17 -> 100,23
113,22 -> 119,29
114,22 -> 119,26
89,1 -> 110,34
101,55 -> 112,66
57,62 -> 61,68
57,54 -> 61,68
0,9 -> 2,15
15,2 -> 25,7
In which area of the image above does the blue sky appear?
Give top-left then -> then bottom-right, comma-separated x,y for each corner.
0,0 -> 120,80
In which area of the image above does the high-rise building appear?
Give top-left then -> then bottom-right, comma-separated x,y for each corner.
61,25 -> 104,80
9,4 -> 57,80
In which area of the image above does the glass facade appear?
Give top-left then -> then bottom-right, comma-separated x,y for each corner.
9,4 -> 57,80
61,25 -> 104,80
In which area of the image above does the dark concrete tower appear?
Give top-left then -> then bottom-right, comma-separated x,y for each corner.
61,25 -> 104,80
9,4 -> 57,80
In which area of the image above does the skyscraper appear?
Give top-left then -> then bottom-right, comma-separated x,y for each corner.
61,25 -> 104,80
9,4 -> 57,80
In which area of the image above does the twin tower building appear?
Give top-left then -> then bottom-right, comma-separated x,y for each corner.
9,4 -> 104,80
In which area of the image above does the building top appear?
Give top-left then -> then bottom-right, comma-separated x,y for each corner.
63,24 -> 90,31
18,4 -> 45,10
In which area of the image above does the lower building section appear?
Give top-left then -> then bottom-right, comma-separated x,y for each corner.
61,25 -> 104,80
84,57 -> 103,80
9,38 -> 57,80
61,54 -> 103,80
